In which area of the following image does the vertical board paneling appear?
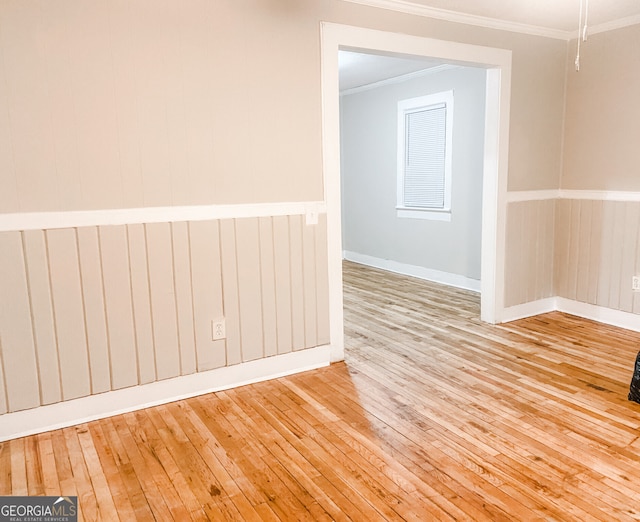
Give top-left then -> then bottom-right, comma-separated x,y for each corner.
528,201 -> 540,302
172,222 -> 197,376
0,232 -> 40,411
189,220 -> 225,371
596,202 -> 615,308
0,337 -> 7,414
220,220 -> 242,366
525,201 -> 538,303
608,203 -> 626,309
46,229 -> 91,401
555,199 -> 640,316
504,202 -> 523,307
273,216 -> 293,355
289,216 -> 306,351
619,203 -> 639,313
587,201 -> 603,305
554,199 -> 571,300
575,200 -> 592,303
302,222 -> 318,348
505,200 -> 556,308
259,218 -> 278,358
127,224 -> 156,385
22,230 -> 61,404
634,210 -> 640,315
541,200 -> 556,300
99,226 -> 138,390
76,227 -> 111,394
145,223 -> 180,380
566,200 -> 581,300
0,210 -> 334,416
235,219 -> 264,362
315,215 -> 331,345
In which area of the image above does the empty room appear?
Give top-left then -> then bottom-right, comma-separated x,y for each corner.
1,0 -> 640,520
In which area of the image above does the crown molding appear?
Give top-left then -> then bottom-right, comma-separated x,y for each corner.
341,0 -> 572,40
340,63 -> 457,96
572,13 -> 640,38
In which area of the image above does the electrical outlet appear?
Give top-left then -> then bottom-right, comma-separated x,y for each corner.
633,276 -> 640,292
306,208 -> 318,226
212,318 -> 226,340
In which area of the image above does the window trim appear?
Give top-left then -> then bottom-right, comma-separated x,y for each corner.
396,90 -> 454,221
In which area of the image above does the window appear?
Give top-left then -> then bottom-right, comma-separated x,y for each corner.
397,91 -> 453,221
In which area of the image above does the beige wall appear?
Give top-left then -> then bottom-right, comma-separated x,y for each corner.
0,0 -> 569,214
0,0 -> 576,418
505,24 -> 640,314
563,25 -> 640,191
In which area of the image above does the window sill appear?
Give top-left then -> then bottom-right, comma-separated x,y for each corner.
396,207 -> 451,222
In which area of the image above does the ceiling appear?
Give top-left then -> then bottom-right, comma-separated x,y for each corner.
345,0 -> 640,35
339,51 -> 444,91
339,1 -> 640,91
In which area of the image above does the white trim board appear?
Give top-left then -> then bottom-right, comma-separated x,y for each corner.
344,251 -> 481,292
556,298 -> 640,333
506,190 -> 640,203
0,345 -> 331,442
501,297 -> 557,322
501,297 -> 640,333
0,201 -> 327,232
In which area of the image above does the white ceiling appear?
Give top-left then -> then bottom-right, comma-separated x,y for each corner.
344,0 -> 640,35
404,0 -> 640,33
339,51 -> 443,91
339,1 -> 640,91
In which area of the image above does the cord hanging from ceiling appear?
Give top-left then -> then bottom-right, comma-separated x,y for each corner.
575,0 -> 590,71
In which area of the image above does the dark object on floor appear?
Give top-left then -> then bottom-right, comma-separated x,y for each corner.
629,351 -> 640,404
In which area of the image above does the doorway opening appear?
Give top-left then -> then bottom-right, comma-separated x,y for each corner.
321,23 -> 512,362
339,50 -> 485,294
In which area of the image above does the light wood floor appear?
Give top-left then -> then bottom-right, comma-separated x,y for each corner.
2,261 -> 640,521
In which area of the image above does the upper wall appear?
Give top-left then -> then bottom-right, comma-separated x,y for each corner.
0,0 -> 568,214
0,0 -> 326,212
562,24 -> 640,191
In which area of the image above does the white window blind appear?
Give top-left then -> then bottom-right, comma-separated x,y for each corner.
397,91 -> 453,221
404,104 -> 447,209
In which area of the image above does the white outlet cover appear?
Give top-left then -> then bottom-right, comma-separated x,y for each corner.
212,318 -> 226,340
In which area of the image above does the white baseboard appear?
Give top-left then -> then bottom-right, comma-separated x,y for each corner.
501,297 -> 557,322
343,251 -> 481,292
502,297 -> 640,333
0,345 -> 330,443
556,298 -> 640,333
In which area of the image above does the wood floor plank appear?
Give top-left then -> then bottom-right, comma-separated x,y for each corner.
3,261 -> 640,520
0,440 -> 12,495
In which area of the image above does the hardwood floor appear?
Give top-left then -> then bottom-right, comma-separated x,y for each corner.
2,261 -> 640,520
